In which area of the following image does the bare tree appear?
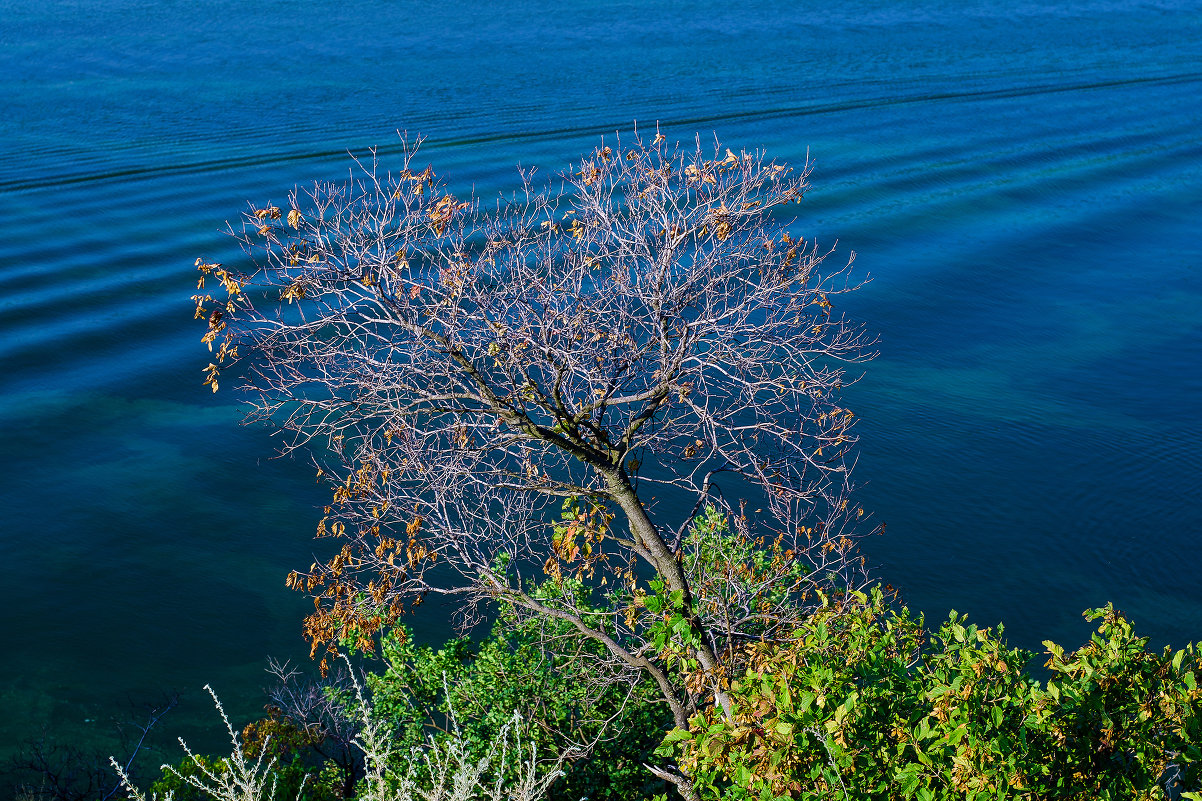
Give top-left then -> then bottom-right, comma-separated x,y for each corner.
261,659 -> 364,798
195,130 -> 876,799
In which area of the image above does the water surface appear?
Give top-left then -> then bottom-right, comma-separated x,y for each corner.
1,0 -> 1199,765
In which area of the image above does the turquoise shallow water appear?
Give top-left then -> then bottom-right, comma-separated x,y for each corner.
1,0 -> 1200,765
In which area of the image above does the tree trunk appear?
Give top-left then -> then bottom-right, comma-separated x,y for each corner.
606,472 -> 734,720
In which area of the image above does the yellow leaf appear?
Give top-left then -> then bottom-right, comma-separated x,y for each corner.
288,209 -> 303,229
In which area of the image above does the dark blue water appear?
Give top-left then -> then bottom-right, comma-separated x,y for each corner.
2,0 -> 1200,762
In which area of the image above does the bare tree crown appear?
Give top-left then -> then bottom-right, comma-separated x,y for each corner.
194,131 -> 875,775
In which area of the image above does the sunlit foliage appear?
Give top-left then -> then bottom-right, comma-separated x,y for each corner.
664,592 -> 1202,800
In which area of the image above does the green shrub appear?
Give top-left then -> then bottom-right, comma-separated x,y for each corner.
663,589 -> 1202,800
367,581 -> 673,800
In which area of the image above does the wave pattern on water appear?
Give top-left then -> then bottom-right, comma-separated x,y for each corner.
4,69 -> 1199,195
1,0 -> 1200,765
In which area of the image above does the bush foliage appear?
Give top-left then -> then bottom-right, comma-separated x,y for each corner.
367,588 -> 671,801
663,588 -> 1202,801
129,516 -> 1201,801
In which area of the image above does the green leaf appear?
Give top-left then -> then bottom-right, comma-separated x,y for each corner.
661,727 -> 692,743
896,765 -> 920,798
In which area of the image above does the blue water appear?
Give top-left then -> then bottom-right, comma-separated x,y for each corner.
2,0 -> 1200,763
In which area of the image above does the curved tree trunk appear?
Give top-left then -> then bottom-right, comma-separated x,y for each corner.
606,471 -> 734,720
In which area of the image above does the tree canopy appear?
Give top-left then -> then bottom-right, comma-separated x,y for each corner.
195,131 -> 877,798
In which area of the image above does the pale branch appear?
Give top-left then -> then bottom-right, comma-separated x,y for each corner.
200,130 -> 878,798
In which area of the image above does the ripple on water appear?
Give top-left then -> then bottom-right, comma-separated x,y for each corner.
1,0 -> 1200,768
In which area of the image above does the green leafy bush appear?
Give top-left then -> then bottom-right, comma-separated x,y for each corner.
367,582 -> 672,801
664,589 -> 1202,800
